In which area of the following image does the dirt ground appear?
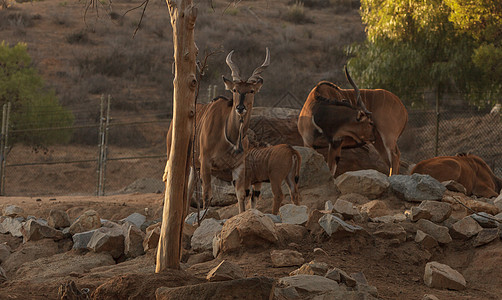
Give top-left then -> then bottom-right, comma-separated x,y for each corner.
0,191 -> 500,299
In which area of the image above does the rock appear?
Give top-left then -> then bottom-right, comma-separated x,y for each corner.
450,216 -> 483,239
361,200 -> 389,218
72,230 -> 97,250
373,223 -> 407,243
305,210 -> 327,236
206,260 -> 245,282
338,193 -> 370,205
87,227 -> 125,259
325,200 -> 334,212
3,239 -> 61,275
143,223 -> 161,252
210,177 -> 238,207
290,261 -> 329,276
473,228 -> 500,247
470,212 -> 499,228
121,213 -> 146,229
69,210 -> 101,235
273,286 -> 300,300
462,198 -> 499,215
494,194 -> 502,211
278,275 -> 340,293
0,216 -> 24,237
350,271 -> 368,285
333,199 -> 361,220
293,146 -> 334,189
334,170 -> 390,199
265,214 -> 281,223
270,249 -> 304,267
325,267 -> 357,287
187,251 -> 214,265
21,219 -> 64,242
411,207 -> 433,222
424,261 -> 466,290
0,243 -> 11,263
156,276 -> 274,300
370,214 -> 407,223
212,235 -> 221,258
279,204 -> 309,225
219,209 -> 277,253
318,214 -> 364,237
389,174 -> 445,202
124,224 -> 145,258
3,205 -> 24,217
422,294 -> 440,300
47,209 -> 70,229
442,180 -> 467,194
191,218 -> 223,252
416,219 -> 452,244
275,223 -> 308,244
416,201 -> 452,223
415,230 -> 439,250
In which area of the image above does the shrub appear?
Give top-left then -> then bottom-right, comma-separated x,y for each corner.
0,41 -> 74,146
283,1 -> 314,24
65,31 -> 90,44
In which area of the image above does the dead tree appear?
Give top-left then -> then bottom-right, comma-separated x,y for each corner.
156,0 -> 197,272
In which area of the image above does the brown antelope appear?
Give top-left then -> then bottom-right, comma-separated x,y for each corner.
297,67 -> 376,176
244,144 -> 301,214
163,48 -> 270,213
298,67 -> 408,176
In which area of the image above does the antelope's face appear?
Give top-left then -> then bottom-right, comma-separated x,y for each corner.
355,111 -> 375,143
223,78 -> 264,117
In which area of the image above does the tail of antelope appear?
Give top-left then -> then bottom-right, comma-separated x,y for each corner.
287,145 -> 302,206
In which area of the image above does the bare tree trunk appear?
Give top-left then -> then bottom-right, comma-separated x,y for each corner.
156,0 -> 197,272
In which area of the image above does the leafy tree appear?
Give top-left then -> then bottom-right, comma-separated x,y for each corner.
348,0 -> 498,108
0,41 -> 74,145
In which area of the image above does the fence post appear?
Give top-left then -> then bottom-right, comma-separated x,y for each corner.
212,85 -> 217,100
0,104 -> 7,196
435,88 -> 440,157
97,95 -> 105,196
102,95 -> 111,196
96,95 -> 111,196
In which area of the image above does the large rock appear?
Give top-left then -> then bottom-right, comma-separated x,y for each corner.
0,216 -> 24,237
156,277 -> 274,300
473,228 -> 500,247
293,146 -> 334,189
416,219 -> 452,244
191,218 -> 223,252
3,205 -> 24,218
47,209 -> 70,229
318,214 -> 364,237
389,174 -> 446,202
218,209 -> 278,253
124,224 -> 145,258
450,216 -> 483,239
333,199 -> 361,220
121,213 -> 146,229
414,201 -> 452,223
424,261 -> 466,290
143,223 -> 160,252
275,223 -> 308,244
279,204 -> 309,225
470,212 -> 500,228
210,177 -> 238,207
270,249 -> 304,267
415,230 -> 439,250
21,219 -> 64,242
72,230 -> 97,250
334,170 -> 390,199
87,227 -> 125,259
69,210 -> 101,235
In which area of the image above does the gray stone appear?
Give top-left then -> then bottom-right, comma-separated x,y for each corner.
373,223 -> 407,243
69,210 -> 101,235
319,214 -> 363,237
333,199 -> 361,220
0,216 -> 24,237
3,205 -> 24,217
442,180 -> 467,194
121,213 -> 146,229
47,209 -> 70,229
265,214 -> 281,223
72,230 -> 97,250
424,261 -> 466,290
470,212 -> 500,228
325,267 -> 357,287
87,227 -> 125,259
124,224 -> 145,258
411,207 -> 433,222
334,170 -> 390,199
416,219 -> 452,244
273,286 -> 300,300
279,204 -> 309,225
473,228 -> 500,247
451,216 -> 483,239
191,218 -> 223,252
270,249 -> 304,267
185,209 -> 220,226
389,174 -> 446,202
21,219 -> 64,242
293,146 -> 334,189
415,230 -> 439,250
206,260 -> 245,282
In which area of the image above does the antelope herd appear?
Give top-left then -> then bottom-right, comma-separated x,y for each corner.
163,49 -> 502,215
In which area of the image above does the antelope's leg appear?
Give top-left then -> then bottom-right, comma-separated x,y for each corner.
251,182 -> 262,210
327,140 -> 342,176
286,173 -> 300,206
200,160 -> 212,210
233,162 -> 246,213
186,167 -> 197,215
271,180 -> 284,215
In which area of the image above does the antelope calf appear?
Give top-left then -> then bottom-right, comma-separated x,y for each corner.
243,144 -> 301,215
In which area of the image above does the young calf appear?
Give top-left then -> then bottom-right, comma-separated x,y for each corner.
242,144 -> 302,214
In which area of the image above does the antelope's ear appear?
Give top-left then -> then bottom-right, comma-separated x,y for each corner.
356,110 -> 364,121
253,78 -> 264,92
223,76 -> 233,91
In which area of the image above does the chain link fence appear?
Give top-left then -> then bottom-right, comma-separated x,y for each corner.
0,91 -> 501,196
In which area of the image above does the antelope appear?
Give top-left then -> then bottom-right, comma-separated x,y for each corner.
244,144 -> 302,214
298,67 -> 376,176
298,67 -> 408,176
163,48 -> 270,214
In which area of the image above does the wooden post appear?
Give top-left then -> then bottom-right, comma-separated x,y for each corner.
156,0 -> 197,272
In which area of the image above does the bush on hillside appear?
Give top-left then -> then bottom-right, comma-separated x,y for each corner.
0,41 -> 74,146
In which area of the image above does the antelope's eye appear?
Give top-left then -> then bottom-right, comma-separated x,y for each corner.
233,88 -> 237,93
249,90 -> 255,94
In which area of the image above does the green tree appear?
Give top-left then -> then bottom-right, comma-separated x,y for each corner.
348,0 -> 496,108
0,41 -> 74,145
